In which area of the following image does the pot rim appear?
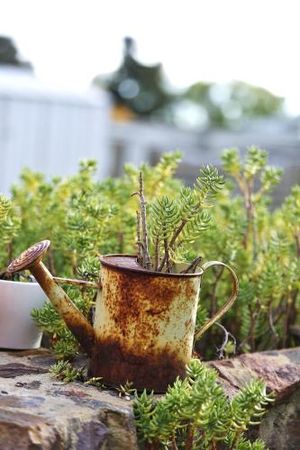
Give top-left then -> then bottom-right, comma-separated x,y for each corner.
0,278 -> 40,287
99,254 -> 204,278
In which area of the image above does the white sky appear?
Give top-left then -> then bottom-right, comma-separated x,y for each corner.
1,0 -> 300,114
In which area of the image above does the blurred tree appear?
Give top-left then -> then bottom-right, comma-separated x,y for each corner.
183,80 -> 284,128
94,38 -> 284,129
94,37 -> 172,119
0,36 -> 33,70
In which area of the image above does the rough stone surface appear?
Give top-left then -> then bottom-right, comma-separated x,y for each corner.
1,348 -> 300,449
210,347 -> 300,400
211,347 -> 300,450
0,350 -> 138,450
258,388 -> 300,450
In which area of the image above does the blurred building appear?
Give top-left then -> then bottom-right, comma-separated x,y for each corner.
109,116 -> 300,203
0,67 -> 110,193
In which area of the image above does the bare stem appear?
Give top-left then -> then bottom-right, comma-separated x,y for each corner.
243,178 -> 258,260
7,241 -> 13,264
181,256 -> 203,274
154,237 -> 159,271
249,304 -> 259,352
215,322 -> 236,359
53,276 -> 98,289
282,296 -> 291,348
47,247 -> 56,276
171,435 -> 179,450
118,232 -> 124,253
132,173 -> 151,269
136,211 -> 143,264
139,173 -> 151,269
145,442 -> 160,450
211,440 -> 217,450
268,304 -> 279,343
170,219 -> 187,250
295,232 -> 300,258
164,238 -> 171,273
157,219 -> 187,272
185,423 -> 194,450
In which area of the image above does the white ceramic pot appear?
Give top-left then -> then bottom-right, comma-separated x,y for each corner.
0,279 -> 47,349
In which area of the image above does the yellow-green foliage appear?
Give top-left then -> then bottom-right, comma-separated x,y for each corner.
0,194 -> 20,268
134,359 -> 273,450
1,148 -> 299,359
197,147 -> 299,356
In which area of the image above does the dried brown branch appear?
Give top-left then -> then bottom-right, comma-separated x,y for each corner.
169,219 -> 187,251
132,173 -> 151,269
185,423 -> 194,450
171,435 -> 179,450
136,211 -> 143,264
139,172 -> 151,269
164,238 -> 171,272
180,256 -> 203,274
157,219 -> 188,272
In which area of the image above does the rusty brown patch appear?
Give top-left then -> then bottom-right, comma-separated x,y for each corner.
89,338 -> 187,393
93,260 -> 200,392
101,265 -> 198,337
30,263 -> 95,356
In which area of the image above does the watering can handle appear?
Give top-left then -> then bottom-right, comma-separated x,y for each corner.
194,261 -> 239,341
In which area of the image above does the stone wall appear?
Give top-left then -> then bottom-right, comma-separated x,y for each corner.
0,348 -> 299,449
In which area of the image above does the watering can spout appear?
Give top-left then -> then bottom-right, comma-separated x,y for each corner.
7,241 -> 96,356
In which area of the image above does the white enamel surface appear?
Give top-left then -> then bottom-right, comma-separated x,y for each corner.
0,279 -> 47,349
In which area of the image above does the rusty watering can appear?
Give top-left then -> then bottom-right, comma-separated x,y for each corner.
7,240 -> 238,392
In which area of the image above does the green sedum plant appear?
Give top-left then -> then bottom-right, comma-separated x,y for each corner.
49,360 -> 85,382
134,165 -> 224,273
30,153 -> 186,357
196,147 -> 300,356
0,194 -> 20,277
1,147 -> 299,359
134,358 -> 273,450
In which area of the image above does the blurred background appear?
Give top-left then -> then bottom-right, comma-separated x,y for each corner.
0,0 -> 299,201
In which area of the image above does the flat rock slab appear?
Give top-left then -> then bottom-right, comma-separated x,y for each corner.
0,347 -> 300,449
0,350 -> 138,450
210,347 -> 300,401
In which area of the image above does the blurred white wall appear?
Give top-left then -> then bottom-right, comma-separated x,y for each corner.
0,68 -> 111,194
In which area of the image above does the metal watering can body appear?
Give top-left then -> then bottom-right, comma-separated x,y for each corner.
8,241 -> 239,393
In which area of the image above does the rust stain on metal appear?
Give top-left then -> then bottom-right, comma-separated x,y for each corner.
89,338 -> 186,392
7,241 -> 96,356
31,262 -> 96,355
8,245 -> 238,393
93,255 -> 201,391
7,240 -> 51,273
